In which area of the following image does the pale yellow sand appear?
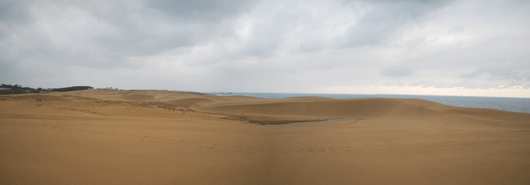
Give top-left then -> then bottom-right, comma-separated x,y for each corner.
1,89 -> 529,185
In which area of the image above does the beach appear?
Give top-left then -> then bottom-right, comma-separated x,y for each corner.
1,89 -> 529,184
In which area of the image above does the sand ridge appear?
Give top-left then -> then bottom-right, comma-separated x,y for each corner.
1,89 -> 529,185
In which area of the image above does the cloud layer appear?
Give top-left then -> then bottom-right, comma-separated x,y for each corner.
1,0 -> 529,96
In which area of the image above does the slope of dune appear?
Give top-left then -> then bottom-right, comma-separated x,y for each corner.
1,90 -> 529,185
198,98 -> 402,117
167,97 -> 215,108
122,93 -> 154,101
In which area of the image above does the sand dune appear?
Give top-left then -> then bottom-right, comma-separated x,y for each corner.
199,98 -> 401,117
199,98 -> 530,125
1,90 -> 529,185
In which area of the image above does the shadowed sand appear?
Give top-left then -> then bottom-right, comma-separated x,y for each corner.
1,89 -> 529,185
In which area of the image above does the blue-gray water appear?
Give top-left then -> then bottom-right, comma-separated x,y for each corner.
208,92 -> 530,114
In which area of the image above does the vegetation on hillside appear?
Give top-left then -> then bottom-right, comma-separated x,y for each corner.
0,84 -> 94,95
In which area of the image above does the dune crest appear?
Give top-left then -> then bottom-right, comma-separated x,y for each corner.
168,98 -> 214,108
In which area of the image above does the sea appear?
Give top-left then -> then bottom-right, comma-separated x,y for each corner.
207,92 -> 530,114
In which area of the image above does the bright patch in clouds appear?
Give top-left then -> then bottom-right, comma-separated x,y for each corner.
320,85 -> 530,98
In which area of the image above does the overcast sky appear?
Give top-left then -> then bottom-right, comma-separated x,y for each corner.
1,0 -> 530,97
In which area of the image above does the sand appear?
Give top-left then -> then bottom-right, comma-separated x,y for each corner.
1,89 -> 529,185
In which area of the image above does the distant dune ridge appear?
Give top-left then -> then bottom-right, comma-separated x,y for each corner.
122,92 -> 155,101
1,89 -> 529,185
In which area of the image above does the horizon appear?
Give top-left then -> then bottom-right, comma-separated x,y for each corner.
1,0 -> 529,98
3,83 -> 530,99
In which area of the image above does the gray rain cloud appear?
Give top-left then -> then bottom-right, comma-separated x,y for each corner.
1,0 -> 529,95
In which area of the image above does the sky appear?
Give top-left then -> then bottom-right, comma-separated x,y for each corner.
1,0 -> 530,97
